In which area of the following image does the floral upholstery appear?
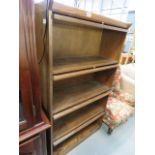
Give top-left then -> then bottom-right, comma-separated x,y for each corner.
112,67 -> 121,92
103,96 -> 134,129
103,66 -> 135,130
112,66 -> 135,107
113,90 -> 135,107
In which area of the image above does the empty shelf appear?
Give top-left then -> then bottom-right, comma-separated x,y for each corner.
53,56 -> 118,81
53,57 -> 117,75
53,80 -> 110,118
53,90 -> 110,120
54,121 -> 101,155
53,102 -> 104,146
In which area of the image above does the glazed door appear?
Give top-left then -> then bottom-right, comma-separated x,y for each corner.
19,132 -> 47,155
19,0 -> 42,131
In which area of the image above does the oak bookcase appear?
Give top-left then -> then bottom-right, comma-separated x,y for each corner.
35,1 -> 131,155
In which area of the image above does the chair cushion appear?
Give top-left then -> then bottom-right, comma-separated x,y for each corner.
103,96 -> 134,129
112,90 -> 135,107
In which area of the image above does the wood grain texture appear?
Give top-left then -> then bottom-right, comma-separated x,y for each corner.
48,10 -> 54,155
19,111 -> 51,143
100,29 -> 127,62
35,4 -> 53,154
53,56 -> 117,75
54,14 -> 129,32
35,1 -> 129,154
51,2 -> 131,29
20,132 -> 47,155
94,68 -> 117,88
19,1 -> 51,155
53,21 -> 102,58
19,0 -> 35,130
54,112 -> 103,147
54,14 -> 104,29
35,2 -> 48,111
53,90 -> 111,120
35,2 -> 46,61
53,80 -> 109,115
54,121 -> 101,155
53,64 -> 118,81
20,0 -> 43,132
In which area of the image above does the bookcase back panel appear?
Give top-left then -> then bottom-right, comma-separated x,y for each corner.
53,74 -> 93,88
100,29 -> 127,61
94,68 -> 117,88
53,21 -> 102,58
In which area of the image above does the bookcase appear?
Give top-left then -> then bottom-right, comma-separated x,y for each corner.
35,1 -> 131,155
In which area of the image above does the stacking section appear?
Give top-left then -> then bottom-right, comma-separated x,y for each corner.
35,1 -> 130,155
53,99 -> 105,146
53,56 -> 118,81
53,79 -> 110,120
54,121 -> 101,155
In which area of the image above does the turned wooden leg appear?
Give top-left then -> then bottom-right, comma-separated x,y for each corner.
107,127 -> 113,135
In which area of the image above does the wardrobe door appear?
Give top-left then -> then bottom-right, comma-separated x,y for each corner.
19,0 -> 42,131
19,87 -> 33,131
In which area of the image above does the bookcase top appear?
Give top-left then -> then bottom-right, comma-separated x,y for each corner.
51,2 -> 131,29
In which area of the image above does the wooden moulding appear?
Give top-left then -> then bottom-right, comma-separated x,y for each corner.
53,90 -> 111,120
53,102 -> 104,146
53,14 -> 128,32
53,121 -> 101,155
53,14 -> 104,29
53,112 -> 103,146
53,80 -> 110,116
51,2 -> 131,29
19,111 -> 51,143
103,24 -> 128,33
53,64 -> 118,81
53,56 -> 117,75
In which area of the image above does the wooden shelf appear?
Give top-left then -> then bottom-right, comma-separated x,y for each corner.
53,56 -> 118,81
53,102 -> 104,146
53,89 -> 110,120
53,56 -> 117,74
54,121 -> 101,155
53,80 -> 110,118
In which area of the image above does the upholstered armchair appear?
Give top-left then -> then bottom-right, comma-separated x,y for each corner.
103,64 -> 135,134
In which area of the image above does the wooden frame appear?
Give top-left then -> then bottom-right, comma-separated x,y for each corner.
51,2 -> 131,29
19,0 -> 51,155
35,1 -> 130,154
53,14 -> 104,29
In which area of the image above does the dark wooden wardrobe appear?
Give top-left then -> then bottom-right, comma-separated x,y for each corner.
19,0 -> 51,154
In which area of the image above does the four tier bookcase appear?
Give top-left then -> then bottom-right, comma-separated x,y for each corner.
35,1 -> 131,155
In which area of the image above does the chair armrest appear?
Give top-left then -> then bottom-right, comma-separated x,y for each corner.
120,74 -> 135,97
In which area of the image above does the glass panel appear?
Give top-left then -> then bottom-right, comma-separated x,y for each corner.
19,90 -> 25,122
